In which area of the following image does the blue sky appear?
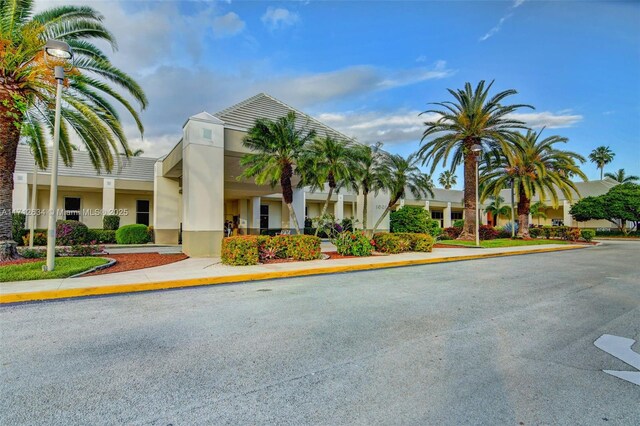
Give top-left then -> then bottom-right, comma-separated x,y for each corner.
42,0 -> 640,186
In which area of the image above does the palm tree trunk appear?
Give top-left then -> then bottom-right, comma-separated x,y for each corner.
315,186 -> 334,236
280,161 -> 301,235
600,167 -> 603,180
459,139 -> 477,240
362,190 -> 369,235
0,87 -> 23,261
516,187 -> 531,239
371,197 -> 397,235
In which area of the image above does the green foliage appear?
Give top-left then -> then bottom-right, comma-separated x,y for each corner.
12,213 -> 26,244
570,183 -> 640,234
373,232 -> 435,253
0,257 -> 108,283
442,227 -> 462,239
103,215 -> 120,230
581,229 -> 596,242
604,169 -> 639,184
55,220 -> 89,245
115,224 -> 150,244
529,228 -> 543,238
87,229 -> 117,244
589,146 -> 615,179
479,225 -> 499,240
390,205 -> 440,236
333,231 -> 374,257
406,233 -> 435,252
565,227 -> 581,242
22,231 -> 47,246
18,247 -> 46,259
373,232 -> 404,254
453,219 -> 465,228
286,235 -> 321,261
221,236 -> 260,266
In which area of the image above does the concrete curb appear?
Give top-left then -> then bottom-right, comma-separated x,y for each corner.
0,245 -> 589,305
69,258 -> 116,278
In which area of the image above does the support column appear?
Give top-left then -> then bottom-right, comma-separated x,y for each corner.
480,204 -> 488,225
563,200 -> 573,227
334,194 -> 344,221
356,191 -> 365,228
424,200 -> 430,212
153,162 -> 180,245
12,172 -> 28,212
181,112 -> 226,257
251,196 -> 261,235
239,199 -> 248,234
102,178 -> 115,215
443,202 -> 452,228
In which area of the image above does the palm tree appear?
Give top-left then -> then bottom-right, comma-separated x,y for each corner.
530,200 -> 548,226
605,168 -> 639,184
240,111 -> 316,235
121,148 -> 144,157
371,153 -> 434,234
350,142 -> 387,233
481,130 -> 586,238
438,170 -> 457,189
418,80 -> 532,240
299,136 -> 357,236
484,196 -> 511,223
0,3 -> 147,260
589,146 -> 615,180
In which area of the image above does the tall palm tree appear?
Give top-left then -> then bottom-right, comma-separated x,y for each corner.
240,111 -> 316,235
299,136 -> 356,236
484,196 -> 511,223
371,153 -> 434,234
481,130 -> 586,238
0,2 -> 147,259
350,141 -> 387,233
418,80 -> 532,240
605,168 -> 639,184
589,146 -> 615,180
438,170 -> 457,189
530,200 -> 548,226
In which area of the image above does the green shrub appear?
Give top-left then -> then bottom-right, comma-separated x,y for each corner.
286,235 -> 321,261
564,227 -> 581,242
221,236 -> 259,265
87,229 -> 117,244
55,220 -> 89,245
411,233 -> 435,252
22,231 -> 47,246
103,215 -> 120,230
581,229 -> 596,242
453,219 -> 465,228
12,212 -> 26,245
115,224 -> 151,244
479,225 -> 499,240
529,227 -> 543,238
18,247 -> 46,259
390,206 -> 441,236
333,231 -> 374,256
373,233 -> 404,254
269,235 -> 291,258
442,227 -> 462,239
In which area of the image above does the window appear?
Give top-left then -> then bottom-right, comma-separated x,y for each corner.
136,200 -> 150,226
260,205 -> 269,230
451,212 -> 463,220
202,128 -> 212,140
64,197 -> 81,221
430,211 -> 443,219
552,219 -> 564,227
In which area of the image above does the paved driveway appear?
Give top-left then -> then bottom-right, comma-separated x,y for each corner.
1,241 -> 638,425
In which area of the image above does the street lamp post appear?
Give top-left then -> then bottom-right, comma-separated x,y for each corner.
510,178 -> 515,238
471,144 -> 483,247
43,40 -> 73,272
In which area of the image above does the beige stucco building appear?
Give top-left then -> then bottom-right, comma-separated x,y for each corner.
13,93 -> 621,257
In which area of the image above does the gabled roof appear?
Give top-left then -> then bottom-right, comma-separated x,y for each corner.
213,93 -> 352,141
14,144 -> 156,182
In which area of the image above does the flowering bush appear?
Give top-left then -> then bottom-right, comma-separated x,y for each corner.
333,231 -> 374,256
564,227 -> 581,242
221,236 -> 260,266
55,220 -> 89,245
373,233 -> 405,254
409,234 -> 435,252
374,232 -> 435,253
479,225 -> 499,240
22,231 -> 47,246
286,235 -> 321,261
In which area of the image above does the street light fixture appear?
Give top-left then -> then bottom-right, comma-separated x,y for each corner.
471,144 -> 483,247
43,39 -> 73,272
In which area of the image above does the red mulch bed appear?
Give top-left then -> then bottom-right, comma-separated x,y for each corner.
85,253 -> 188,276
1,258 -> 42,266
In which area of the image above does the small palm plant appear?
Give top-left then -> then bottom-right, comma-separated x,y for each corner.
299,136 -> 357,236
0,3 -> 147,260
240,111 -> 316,235
589,146 -> 615,180
438,170 -> 457,189
482,130 -> 586,238
371,154 -> 434,234
484,196 -> 511,222
604,168 -> 639,184
418,80 -> 532,240
530,200 -> 548,226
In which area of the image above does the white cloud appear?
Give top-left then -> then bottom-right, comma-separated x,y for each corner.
508,111 -> 583,129
480,13 -> 513,41
212,12 -> 246,39
513,0 -> 526,8
261,7 -> 300,30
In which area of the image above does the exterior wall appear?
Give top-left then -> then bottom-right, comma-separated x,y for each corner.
116,193 -> 154,227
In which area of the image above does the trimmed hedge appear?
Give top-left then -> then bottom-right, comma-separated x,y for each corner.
581,229 -> 596,242
222,234 -> 321,265
87,229 -> 117,244
390,206 -> 441,236
12,213 -> 26,245
333,231 -> 374,257
56,220 -> 89,245
103,215 -> 120,230
373,232 -> 435,254
115,224 -> 151,244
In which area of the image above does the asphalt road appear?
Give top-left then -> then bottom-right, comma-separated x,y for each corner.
1,241 -> 639,425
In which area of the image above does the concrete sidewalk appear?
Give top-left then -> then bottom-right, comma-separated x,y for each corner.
0,243 -> 590,304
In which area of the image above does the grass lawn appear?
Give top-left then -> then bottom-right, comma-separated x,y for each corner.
0,257 -> 108,282
439,238 -> 571,248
